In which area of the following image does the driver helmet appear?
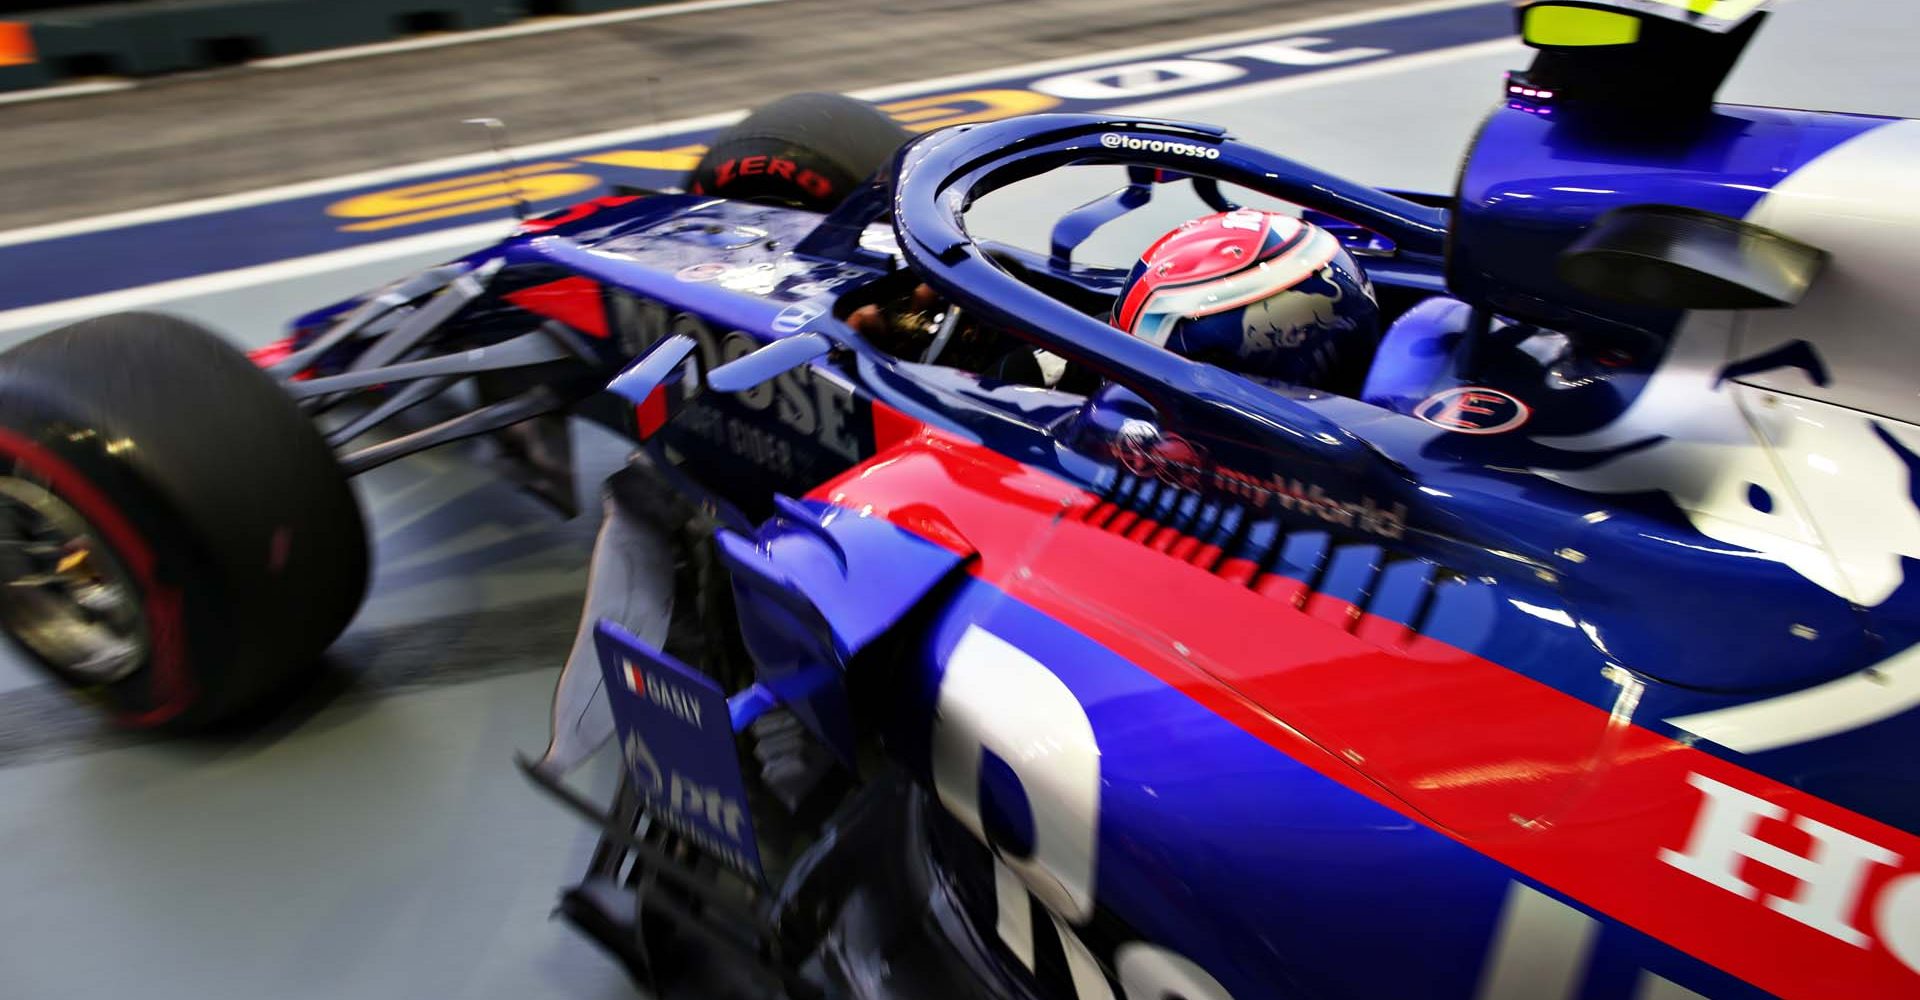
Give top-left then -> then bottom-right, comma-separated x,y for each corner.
1112,209 -> 1380,387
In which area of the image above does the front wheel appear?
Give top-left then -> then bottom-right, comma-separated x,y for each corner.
0,313 -> 369,731
686,92 -> 910,211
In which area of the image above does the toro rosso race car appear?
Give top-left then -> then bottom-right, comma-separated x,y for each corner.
4,1 -> 1920,997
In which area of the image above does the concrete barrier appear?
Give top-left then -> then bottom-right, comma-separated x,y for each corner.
2,0 -> 673,90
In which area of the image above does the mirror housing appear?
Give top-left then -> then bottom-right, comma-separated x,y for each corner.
1558,204 -> 1827,310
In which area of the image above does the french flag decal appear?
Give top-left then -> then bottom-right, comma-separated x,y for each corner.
622,660 -> 646,697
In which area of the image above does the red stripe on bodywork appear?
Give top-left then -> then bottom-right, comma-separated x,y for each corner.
807,430 -> 1920,1000
505,276 -> 609,338
871,399 -> 925,454
634,388 -> 668,439
1255,572 -> 1307,608
248,337 -> 296,370
516,194 -> 641,235
247,336 -> 312,380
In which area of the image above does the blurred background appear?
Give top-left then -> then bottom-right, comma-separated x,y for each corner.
0,0 -> 1914,998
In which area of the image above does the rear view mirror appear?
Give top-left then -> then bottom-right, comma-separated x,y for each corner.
1558,204 -> 1827,310
1523,4 -> 1642,48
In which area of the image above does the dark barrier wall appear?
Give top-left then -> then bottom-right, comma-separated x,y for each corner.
0,2 -> 118,12
0,0 -> 669,90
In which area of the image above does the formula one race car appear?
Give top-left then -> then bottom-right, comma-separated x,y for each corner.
4,1 -> 1919,997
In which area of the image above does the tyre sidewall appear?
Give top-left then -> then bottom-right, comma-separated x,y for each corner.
0,387 -> 234,727
0,314 -> 369,731
688,93 -> 909,211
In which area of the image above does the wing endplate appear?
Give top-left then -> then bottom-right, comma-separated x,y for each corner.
717,497 -> 972,767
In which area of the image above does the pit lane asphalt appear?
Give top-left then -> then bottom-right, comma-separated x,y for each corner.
2,1 -> 1917,998
0,0 -> 1393,232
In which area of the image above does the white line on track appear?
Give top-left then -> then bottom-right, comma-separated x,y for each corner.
0,0 -> 1497,250
1119,35 -> 1520,117
249,0 -> 794,69
0,31 -> 1516,336
0,222 -> 507,334
0,79 -> 134,106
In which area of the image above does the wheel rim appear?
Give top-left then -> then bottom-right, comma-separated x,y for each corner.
0,475 -> 148,685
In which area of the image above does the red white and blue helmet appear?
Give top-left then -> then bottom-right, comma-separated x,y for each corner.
1112,209 -> 1380,386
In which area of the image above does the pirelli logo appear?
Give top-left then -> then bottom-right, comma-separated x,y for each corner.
0,23 -> 36,69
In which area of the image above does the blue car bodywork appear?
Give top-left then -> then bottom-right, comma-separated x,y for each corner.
278,3 -> 1920,997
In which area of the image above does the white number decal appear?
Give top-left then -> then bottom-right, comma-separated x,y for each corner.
933,624 -> 1101,922
1116,942 -> 1237,1000
939,624 -> 1241,999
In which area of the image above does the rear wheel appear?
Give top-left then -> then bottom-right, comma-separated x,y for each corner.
687,92 -> 910,211
0,313 -> 369,731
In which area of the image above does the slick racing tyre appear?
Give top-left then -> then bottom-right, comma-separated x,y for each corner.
0,313 -> 368,731
687,92 -> 910,211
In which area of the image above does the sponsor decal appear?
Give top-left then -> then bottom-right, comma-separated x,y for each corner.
933,529 -> 1920,998
1099,133 -> 1221,159
1662,771 -> 1920,970
678,321 -> 861,477
711,156 -> 835,201
622,658 -> 704,729
675,262 -> 731,283
821,426 -> 1920,1000
621,727 -> 664,791
772,301 -> 826,334
1033,37 -> 1389,101
1113,424 -> 1210,490
881,89 -> 1058,131
596,624 -> 764,881
786,277 -> 846,298
316,32 -> 1413,236
713,258 -> 816,296
14,6 -> 1528,313
326,162 -> 602,233
1414,386 -> 1531,434
619,730 -> 755,876
1218,469 -> 1407,539
1107,423 -> 1407,539
609,290 -> 861,479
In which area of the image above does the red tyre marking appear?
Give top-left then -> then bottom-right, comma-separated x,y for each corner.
712,157 -> 836,202
0,426 -> 193,726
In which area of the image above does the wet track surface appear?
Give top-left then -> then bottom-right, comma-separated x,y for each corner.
1,0 -> 1917,996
